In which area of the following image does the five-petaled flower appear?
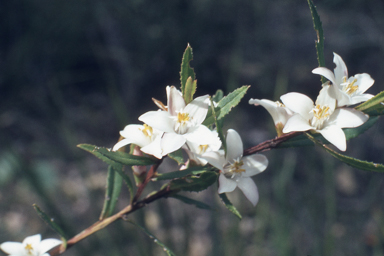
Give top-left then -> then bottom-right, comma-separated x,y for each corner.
139,86 -> 216,156
281,85 -> 369,151
312,52 -> 374,107
0,234 -> 62,256
202,129 -> 268,206
249,98 -> 293,136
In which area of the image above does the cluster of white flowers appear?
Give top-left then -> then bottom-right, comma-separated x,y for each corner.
113,85 -> 268,206
250,53 -> 373,151
0,234 -> 61,256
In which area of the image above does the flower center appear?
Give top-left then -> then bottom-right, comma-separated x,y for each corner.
342,77 -> 359,96
174,111 -> 191,134
25,243 -> 34,255
224,159 -> 246,180
275,101 -> 285,107
198,144 -> 209,154
140,124 -> 153,138
310,104 -> 331,129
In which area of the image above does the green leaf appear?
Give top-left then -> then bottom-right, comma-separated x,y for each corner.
183,76 -> 197,105
100,165 -> 123,219
356,90 -> 384,116
307,0 -> 326,84
113,166 -> 134,202
168,148 -> 185,165
210,98 -> 226,153
33,204 -> 68,246
180,44 -> 196,103
203,85 -> 250,126
306,133 -> 384,172
169,170 -> 218,192
212,89 -> 224,103
127,220 -> 176,256
77,144 -> 158,166
277,116 -> 379,148
170,194 -> 212,210
153,166 -> 212,181
218,193 -> 242,220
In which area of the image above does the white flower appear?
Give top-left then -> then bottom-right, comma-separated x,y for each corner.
0,234 -> 62,256
249,98 -> 293,136
281,85 -> 369,151
112,124 -> 163,159
202,129 -> 268,206
184,129 -> 222,166
139,86 -> 215,156
312,52 -> 374,107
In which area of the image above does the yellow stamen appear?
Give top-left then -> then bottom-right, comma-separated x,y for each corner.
313,105 -> 330,120
198,144 -> 209,154
177,112 -> 190,123
140,124 -> 153,137
25,244 -> 33,254
344,79 -> 359,95
231,160 -> 245,174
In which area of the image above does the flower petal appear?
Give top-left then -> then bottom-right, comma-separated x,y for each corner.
312,67 -> 337,85
249,99 -> 291,125
218,173 -> 237,193
167,86 -> 185,116
139,111 -> 175,133
225,129 -> 243,161
283,114 -> 313,133
237,177 -> 259,206
160,132 -> 186,156
38,238 -> 62,254
349,94 -> 374,105
353,73 -> 374,94
326,108 -> 368,128
141,135 -> 163,159
184,125 -> 219,146
112,138 -> 131,151
201,150 -> 226,170
184,95 -> 209,125
242,154 -> 268,177
315,85 -> 336,112
319,126 -> 346,151
0,242 -> 24,254
333,52 -> 348,85
280,92 -> 314,119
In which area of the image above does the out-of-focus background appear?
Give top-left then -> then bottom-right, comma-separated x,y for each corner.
1,0 -> 384,255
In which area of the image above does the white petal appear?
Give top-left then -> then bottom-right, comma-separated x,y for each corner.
237,177 -> 259,206
353,73 -> 374,94
283,114 -> 313,133
312,67 -> 337,85
350,94 -> 374,105
242,154 -> 268,177
160,132 -> 186,156
184,125 -> 218,146
141,135 -> 163,159
225,129 -> 243,161
184,95 -> 209,125
139,111 -> 175,133
249,99 -> 291,125
319,126 -> 346,151
280,92 -> 313,119
333,52 -> 348,85
0,242 -> 24,254
315,85 -> 336,112
112,139 -> 131,151
326,108 -> 368,128
38,239 -> 62,254
218,174 -> 237,193
167,86 -> 185,116
201,150 -> 226,170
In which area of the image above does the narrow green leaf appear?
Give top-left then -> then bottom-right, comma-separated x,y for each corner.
100,165 -> 123,219
212,89 -> 224,103
356,90 -> 384,115
180,44 -> 195,100
306,133 -> 384,172
307,0 -> 326,84
112,166 -> 134,202
277,116 -> 378,148
153,166 -> 212,181
210,98 -> 226,153
169,170 -> 218,192
203,85 -> 250,126
77,144 -> 157,166
33,204 -> 68,245
168,148 -> 185,165
127,220 -> 176,256
170,194 -> 212,210
183,76 -> 197,105
218,193 -> 242,220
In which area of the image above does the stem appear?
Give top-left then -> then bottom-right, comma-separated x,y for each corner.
243,131 -> 300,156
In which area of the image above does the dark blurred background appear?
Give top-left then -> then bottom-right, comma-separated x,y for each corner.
1,0 -> 384,255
